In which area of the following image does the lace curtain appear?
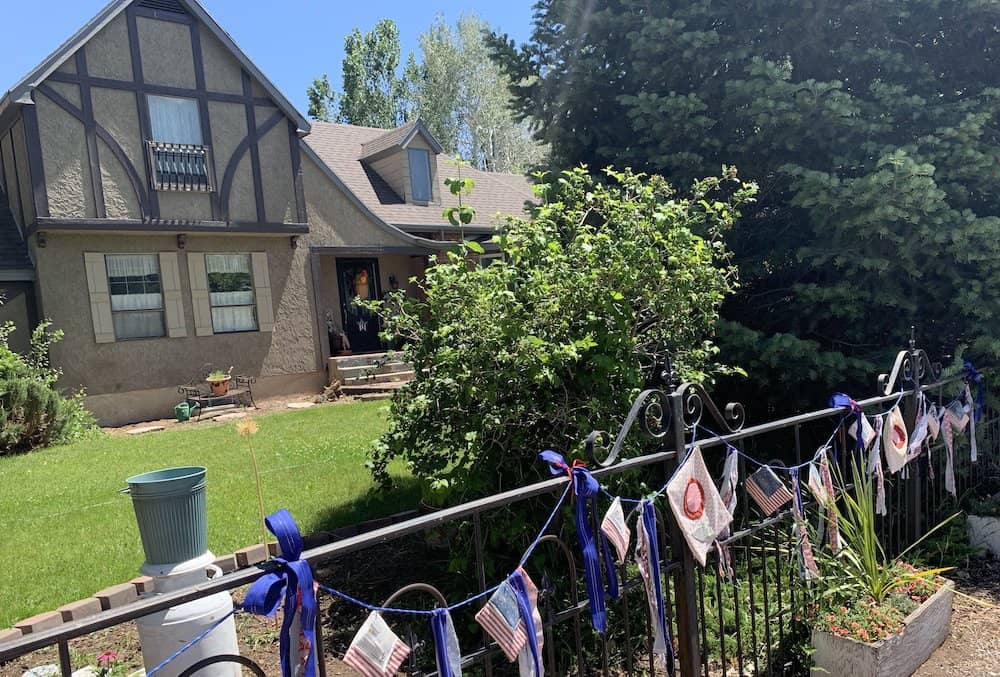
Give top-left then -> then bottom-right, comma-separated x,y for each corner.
148,95 -> 203,145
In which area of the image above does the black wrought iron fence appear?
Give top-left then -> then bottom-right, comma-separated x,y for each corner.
0,340 -> 992,677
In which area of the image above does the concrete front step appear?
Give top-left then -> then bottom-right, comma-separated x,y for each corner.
344,370 -> 415,386
328,351 -> 401,369
335,361 -> 412,380
341,381 -> 410,396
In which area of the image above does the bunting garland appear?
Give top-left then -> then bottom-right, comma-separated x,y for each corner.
431,609 -> 462,677
715,446 -> 740,579
666,447 -> 732,567
790,469 -> 821,580
231,375 -> 984,677
818,450 -> 841,553
510,568 -> 544,677
343,612 -> 411,677
635,500 -> 675,674
882,406 -> 909,474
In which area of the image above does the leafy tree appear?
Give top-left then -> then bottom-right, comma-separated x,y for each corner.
364,166 -> 755,500
312,19 -> 408,128
407,15 -> 545,172
491,0 -> 1000,410
306,74 -> 335,122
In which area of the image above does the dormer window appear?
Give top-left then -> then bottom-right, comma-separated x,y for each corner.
146,95 -> 213,192
408,148 -> 432,203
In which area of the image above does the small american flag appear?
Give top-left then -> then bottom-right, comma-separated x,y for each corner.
343,611 -> 411,677
745,466 -> 793,516
475,581 -> 527,663
601,497 -> 630,564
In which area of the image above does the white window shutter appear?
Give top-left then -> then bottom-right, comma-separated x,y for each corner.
158,252 -> 187,338
83,253 -> 115,343
251,252 -> 274,332
187,253 -> 214,336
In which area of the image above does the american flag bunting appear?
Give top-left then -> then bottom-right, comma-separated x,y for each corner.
745,466 -> 793,516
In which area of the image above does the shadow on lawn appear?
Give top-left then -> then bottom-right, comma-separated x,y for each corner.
312,476 -> 423,535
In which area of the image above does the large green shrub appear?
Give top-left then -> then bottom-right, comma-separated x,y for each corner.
366,166 -> 756,500
0,320 -> 96,454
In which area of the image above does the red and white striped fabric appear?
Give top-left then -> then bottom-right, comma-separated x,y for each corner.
475,581 -> 527,662
819,450 -> 841,553
343,611 -> 411,677
600,496 -> 630,564
745,466 -> 793,516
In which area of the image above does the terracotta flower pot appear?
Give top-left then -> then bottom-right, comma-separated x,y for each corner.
207,376 -> 232,396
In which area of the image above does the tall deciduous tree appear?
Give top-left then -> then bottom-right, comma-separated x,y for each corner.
307,19 -> 409,128
492,0 -> 1000,410
407,15 -> 545,173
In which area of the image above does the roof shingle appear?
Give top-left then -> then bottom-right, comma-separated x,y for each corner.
306,122 -> 534,230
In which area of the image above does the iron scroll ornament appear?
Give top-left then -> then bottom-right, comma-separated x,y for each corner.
585,383 -> 745,467
878,347 -> 942,396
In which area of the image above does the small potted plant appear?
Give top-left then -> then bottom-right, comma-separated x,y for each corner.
806,458 -> 955,676
206,367 -> 233,396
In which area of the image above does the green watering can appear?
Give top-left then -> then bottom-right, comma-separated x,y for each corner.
174,401 -> 200,422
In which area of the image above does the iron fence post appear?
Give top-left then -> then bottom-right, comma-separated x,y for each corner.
905,330 -> 923,545
669,387 -> 701,676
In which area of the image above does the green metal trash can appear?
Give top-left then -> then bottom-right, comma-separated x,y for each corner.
126,466 -> 208,565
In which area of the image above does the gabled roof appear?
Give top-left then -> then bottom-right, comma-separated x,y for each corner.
360,119 -> 444,160
306,122 -> 535,230
0,0 -> 310,133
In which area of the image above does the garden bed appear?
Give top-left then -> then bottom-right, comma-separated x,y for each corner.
811,580 -> 954,677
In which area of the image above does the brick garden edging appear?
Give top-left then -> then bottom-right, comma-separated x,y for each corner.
0,509 -> 419,645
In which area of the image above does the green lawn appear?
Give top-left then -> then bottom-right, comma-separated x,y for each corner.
0,401 -> 415,628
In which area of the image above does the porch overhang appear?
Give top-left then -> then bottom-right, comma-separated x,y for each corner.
310,245 -> 437,257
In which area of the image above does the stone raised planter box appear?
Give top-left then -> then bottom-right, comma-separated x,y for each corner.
811,580 -> 953,677
967,514 -> 1000,556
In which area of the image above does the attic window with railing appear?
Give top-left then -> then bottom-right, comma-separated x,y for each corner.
146,95 -> 213,192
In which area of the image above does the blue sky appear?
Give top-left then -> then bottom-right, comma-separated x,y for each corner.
0,0 -> 536,115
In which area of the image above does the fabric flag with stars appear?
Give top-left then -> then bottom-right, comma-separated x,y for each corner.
745,465 -> 793,516
475,581 -> 528,663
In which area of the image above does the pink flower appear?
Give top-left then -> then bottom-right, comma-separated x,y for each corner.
97,651 -> 118,665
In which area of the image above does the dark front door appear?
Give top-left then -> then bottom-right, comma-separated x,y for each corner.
336,258 -> 382,353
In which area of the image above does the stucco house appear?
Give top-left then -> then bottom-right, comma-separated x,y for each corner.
0,0 -> 533,424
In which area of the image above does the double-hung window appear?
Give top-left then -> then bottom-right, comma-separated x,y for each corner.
206,254 -> 257,333
106,254 -> 166,339
147,95 -> 212,191
408,148 -> 432,202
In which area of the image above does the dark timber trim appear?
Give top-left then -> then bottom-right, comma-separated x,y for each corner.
220,110 -> 283,222
242,71 -> 266,223
19,102 -> 49,220
37,84 -> 149,219
7,127 -> 25,231
126,6 -> 159,219
29,217 -> 308,235
288,121 -> 306,224
189,21 -> 220,221
75,51 -> 106,218
46,72 -> 274,107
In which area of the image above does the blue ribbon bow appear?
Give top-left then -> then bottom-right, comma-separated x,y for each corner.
963,361 -> 984,423
243,510 -> 318,677
830,393 -> 864,453
539,450 -> 614,634
509,570 -> 543,677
